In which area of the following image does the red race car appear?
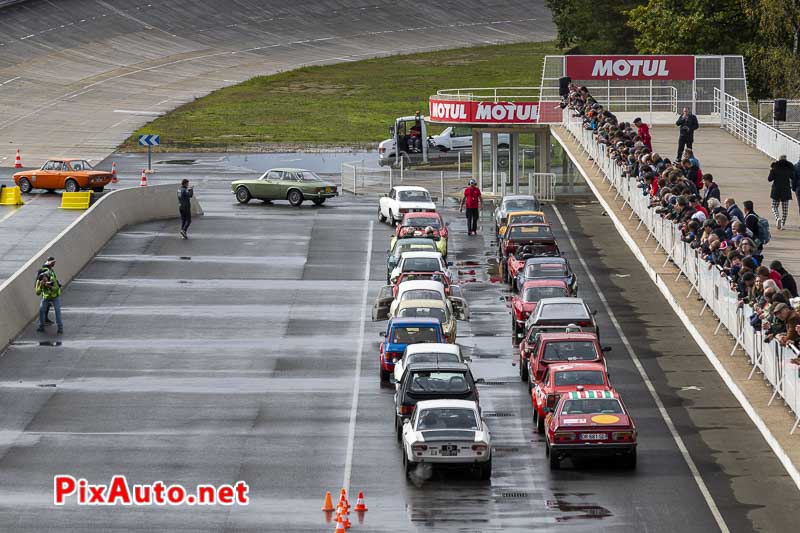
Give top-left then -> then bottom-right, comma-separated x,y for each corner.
520,331 -> 609,383
510,280 -> 571,339
545,389 -> 637,470
498,223 -> 555,262
530,362 -> 611,433
394,212 -> 448,257
504,243 -> 562,286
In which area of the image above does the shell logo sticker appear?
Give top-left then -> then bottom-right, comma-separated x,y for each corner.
591,414 -> 620,424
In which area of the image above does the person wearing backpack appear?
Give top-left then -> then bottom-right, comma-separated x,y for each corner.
743,200 -> 770,250
34,257 -> 56,325
35,257 -> 63,334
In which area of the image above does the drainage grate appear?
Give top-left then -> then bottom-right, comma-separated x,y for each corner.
492,446 -> 520,453
479,379 -> 517,386
482,411 -> 516,418
499,492 -> 530,499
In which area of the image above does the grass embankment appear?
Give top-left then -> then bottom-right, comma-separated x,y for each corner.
122,41 -> 561,152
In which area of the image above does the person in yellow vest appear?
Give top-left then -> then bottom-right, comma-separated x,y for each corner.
35,257 -> 63,334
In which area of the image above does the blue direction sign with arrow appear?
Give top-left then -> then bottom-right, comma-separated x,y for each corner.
138,134 -> 160,146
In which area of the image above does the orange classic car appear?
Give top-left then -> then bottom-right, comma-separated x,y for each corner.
13,159 -> 112,193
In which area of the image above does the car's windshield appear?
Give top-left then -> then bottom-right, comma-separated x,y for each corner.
508,225 -> 553,240
561,399 -> 623,415
395,243 -> 436,259
543,341 -> 599,362
405,217 -> 441,229
509,213 -> 545,224
417,408 -> 478,430
398,307 -> 447,322
554,370 -> 606,386
400,290 -> 443,301
409,371 -> 470,393
505,199 -> 539,211
300,171 -> 323,181
402,258 -> 441,272
398,190 -> 431,202
406,353 -> 460,365
525,263 -> 568,278
391,326 -> 439,344
539,303 -> 589,320
523,286 -> 568,302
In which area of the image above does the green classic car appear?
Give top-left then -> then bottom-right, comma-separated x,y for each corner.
231,168 -> 338,206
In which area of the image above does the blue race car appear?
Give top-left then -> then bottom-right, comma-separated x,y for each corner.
379,317 -> 446,382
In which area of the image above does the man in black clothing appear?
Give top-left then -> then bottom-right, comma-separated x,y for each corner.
770,260 -> 798,297
676,107 -> 699,161
178,179 -> 193,239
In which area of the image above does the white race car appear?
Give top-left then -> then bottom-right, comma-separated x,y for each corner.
402,399 -> 491,480
393,343 -> 464,384
378,186 -> 436,226
389,250 -> 450,283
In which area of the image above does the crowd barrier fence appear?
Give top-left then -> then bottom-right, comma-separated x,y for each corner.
564,110 -> 800,434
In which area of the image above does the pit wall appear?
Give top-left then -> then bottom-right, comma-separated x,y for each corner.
0,184 -> 203,350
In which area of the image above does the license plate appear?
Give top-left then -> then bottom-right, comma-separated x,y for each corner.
580,433 -> 607,440
326,187 -> 332,193
440,444 -> 458,456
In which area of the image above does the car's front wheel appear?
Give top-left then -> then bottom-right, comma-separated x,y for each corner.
235,186 -> 251,204
18,177 -> 32,194
64,179 -> 79,193
287,189 -> 304,207
378,207 -> 387,223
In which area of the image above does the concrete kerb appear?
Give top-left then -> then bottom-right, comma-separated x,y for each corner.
0,184 -> 203,351
550,126 -> 800,492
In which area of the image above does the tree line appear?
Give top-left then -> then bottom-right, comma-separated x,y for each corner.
546,0 -> 800,99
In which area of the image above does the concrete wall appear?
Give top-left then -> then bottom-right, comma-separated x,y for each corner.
0,184 -> 202,350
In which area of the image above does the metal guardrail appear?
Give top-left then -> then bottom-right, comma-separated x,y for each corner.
565,109 -> 800,434
716,88 -> 800,161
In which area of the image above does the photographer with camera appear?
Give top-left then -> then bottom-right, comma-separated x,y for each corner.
35,256 -> 63,334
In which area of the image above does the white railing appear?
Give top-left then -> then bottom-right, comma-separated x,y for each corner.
716,88 -> 800,161
564,109 -> 800,434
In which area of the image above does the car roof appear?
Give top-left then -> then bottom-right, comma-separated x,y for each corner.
508,222 -> 551,228
538,297 -> 585,305
563,390 -> 620,401
393,186 -> 429,192
403,212 -> 440,218
406,361 -> 469,372
521,279 -> 569,289
508,210 -> 545,216
524,257 -> 566,266
538,332 -> 599,341
415,399 -> 478,410
48,158 -> 86,162
503,195 -> 537,202
401,251 -> 443,259
397,280 -> 446,292
548,361 -> 607,373
389,317 -> 442,327
265,167 -> 311,172
396,299 -> 447,310
405,343 -> 461,356
394,238 -> 436,247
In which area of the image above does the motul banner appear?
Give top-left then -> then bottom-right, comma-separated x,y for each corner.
565,55 -> 695,81
428,99 -> 542,124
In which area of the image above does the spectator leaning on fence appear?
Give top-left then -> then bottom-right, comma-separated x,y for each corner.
767,155 -> 794,230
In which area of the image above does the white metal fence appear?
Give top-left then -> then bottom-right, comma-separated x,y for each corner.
565,110 -> 800,434
716,88 -> 800,162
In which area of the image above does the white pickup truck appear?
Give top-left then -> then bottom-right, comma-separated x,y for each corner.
378,186 -> 437,225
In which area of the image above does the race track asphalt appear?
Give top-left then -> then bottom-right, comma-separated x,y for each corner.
0,0 -> 554,165
0,183 -> 798,531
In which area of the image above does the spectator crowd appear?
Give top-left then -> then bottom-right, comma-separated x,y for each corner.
563,85 -> 800,358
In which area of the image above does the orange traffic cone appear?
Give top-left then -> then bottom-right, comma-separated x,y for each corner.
111,162 -> 118,183
139,169 -> 147,187
341,511 -> 351,529
14,149 -> 22,168
334,515 -> 346,532
322,491 -> 335,512
353,491 -> 367,512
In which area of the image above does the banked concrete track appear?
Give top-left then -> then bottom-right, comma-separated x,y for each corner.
0,0 -> 554,166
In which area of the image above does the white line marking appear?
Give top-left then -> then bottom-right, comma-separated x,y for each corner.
343,219 -> 373,492
0,76 -> 20,86
551,127 -> 800,492
551,204 -> 730,533
113,110 -> 164,116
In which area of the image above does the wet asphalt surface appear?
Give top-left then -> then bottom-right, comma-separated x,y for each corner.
0,182 -> 799,531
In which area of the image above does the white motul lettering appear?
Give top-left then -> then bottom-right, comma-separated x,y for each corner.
592,60 -> 613,77
475,104 -> 492,121
628,59 -> 643,76
458,105 -> 467,119
657,60 -> 669,75
505,104 -> 515,120
642,61 -> 658,76
613,61 -> 630,76
492,105 -> 506,120
517,105 -> 531,121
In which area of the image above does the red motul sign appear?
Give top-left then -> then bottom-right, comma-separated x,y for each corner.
429,99 -> 542,124
565,55 -> 695,81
